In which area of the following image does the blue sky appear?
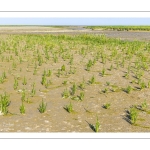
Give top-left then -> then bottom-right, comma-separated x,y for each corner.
0,18 -> 150,25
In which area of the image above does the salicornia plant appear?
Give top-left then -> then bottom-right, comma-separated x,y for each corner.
38,99 -> 47,113
125,85 -> 132,94
64,102 -> 73,113
141,100 -> 148,111
101,68 -> 106,76
103,103 -> 111,109
61,64 -> 66,71
129,107 -> 138,125
22,76 -> 27,85
79,92 -> 85,101
62,88 -> 70,98
0,92 -> 10,115
70,83 -> 77,95
31,82 -> 36,97
89,75 -> 95,84
90,116 -> 101,132
41,75 -> 46,85
95,116 -> 100,132
21,89 -> 26,101
20,102 -> 25,114
13,77 -> 18,90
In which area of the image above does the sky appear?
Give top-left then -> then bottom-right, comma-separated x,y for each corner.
0,18 -> 150,26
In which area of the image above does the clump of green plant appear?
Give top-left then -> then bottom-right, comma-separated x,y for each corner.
101,68 -> 106,76
79,92 -> 85,100
47,69 -> 52,77
106,81 -> 110,86
2,71 -> 6,79
22,76 -> 27,85
148,81 -> 150,88
124,73 -> 129,79
101,54 -> 106,64
141,100 -> 148,111
70,83 -> 77,95
69,57 -> 73,65
140,81 -> 146,90
61,64 -> 66,71
102,88 -> 108,93
19,56 -> 22,64
45,80 -> 52,88
71,92 -> 85,101
62,80 -> 67,85
129,107 -> 138,125
38,99 -> 47,113
79,82 -> 85,90
15,49 -> 18,56
90,116 -> 100,132
86,59 -> 93,71
0,76 -> 4,84
53,55 -> 58,63
13,77 -> 18,90
21,89 -> 26,101
103,103 -> 111,109
20,102 -> 25,114
33,69 -> 37,75
57,69 -> 61,77
131,80 -> 136,84
89,75 -> 95,84
44,50 -> 50,60
80,47 -> 86,56
125,85 -> 132,94
95,116 -> 100,132
64,102 -> 73,113
121,58 -> 125,68
26,97 -> 31,104
135,71 -> 143,79
38,55 -> 43,66
31,82 -> 36,97
41,75 -> 46,85
42,69 -> 47,76
68,66 -> 76,74
12,61 -> 17,68
0,92 -> 10,115
109,64 -> 113,71
62,88 -> 70,98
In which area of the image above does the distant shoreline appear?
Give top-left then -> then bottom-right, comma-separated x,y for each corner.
0,27 -> 150,42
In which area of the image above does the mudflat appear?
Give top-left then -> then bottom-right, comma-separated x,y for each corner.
0,26 -> 150,132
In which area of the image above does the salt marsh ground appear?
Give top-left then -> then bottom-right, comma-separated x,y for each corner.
1,26 -> 150,132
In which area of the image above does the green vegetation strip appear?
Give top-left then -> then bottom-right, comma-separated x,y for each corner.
85,26 -> 150,31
